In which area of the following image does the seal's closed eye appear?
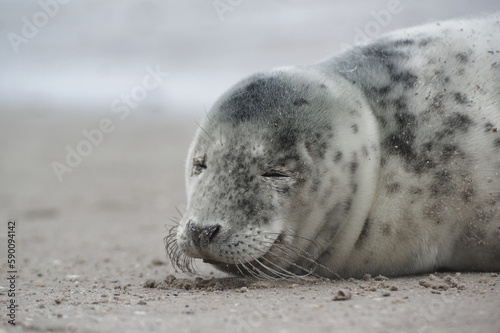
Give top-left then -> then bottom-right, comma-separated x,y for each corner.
192,155 -> 207,176
261,170 -> 290,178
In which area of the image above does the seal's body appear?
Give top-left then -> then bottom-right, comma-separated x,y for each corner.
167,15 -> 500,278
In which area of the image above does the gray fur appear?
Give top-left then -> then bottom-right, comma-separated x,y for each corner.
168,14 -> 500,278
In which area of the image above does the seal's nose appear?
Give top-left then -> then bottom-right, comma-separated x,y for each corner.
186,221 -> 221,249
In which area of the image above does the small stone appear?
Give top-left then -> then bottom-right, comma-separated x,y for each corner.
240,287 -> 248,293
165,275 -> 177,284
143,279 -> 156,288
362,274 -> 372,281
382,291 -> 391,297
151,259 -> 167,266
419,280 -> 431,288
54,299 -> 62,305
374,275 -> 389,281
137,300 -> 147,305
389,286 -> 398,291
333,289 -> 352,301
443,275 -> 458,288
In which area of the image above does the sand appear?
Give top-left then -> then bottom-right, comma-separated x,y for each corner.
0,110 -> 499,333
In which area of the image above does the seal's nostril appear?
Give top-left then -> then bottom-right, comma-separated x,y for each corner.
187,223 -> 222,248
208,225 -> 221,242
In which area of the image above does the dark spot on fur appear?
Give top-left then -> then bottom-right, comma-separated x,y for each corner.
334,151 -> 343,163
307,131 -> 327,158
384,99 -> 418,165
454,92 -> 468,104
362,145 -> 369,157
386,183 -> 401,193
350,153 -> 359,175
391,71 -> 418,89
447,113 -> 473,131
376,115 -> 388,128
437,113 -> 474,139
351,124 -> 359,134
435,169 -> 451,182
344,198 -> 353,212
485,122 -> 495,132
355,217 -> 371,248
418,37 -> 433,47
370,85 -> 391,95
352,183 -> 358,194
494,138 -> 500,148
362,45 -> 397,58
311,178 -> 320,192
430,169 -> 453,197
393,39 -> 414,47
293,98 -> 310,107
456,52 -> 469,63
410,186 -> 423,195
426,91 -> 446,114
382,224 -> 391,236
319,84 -> 327,89
440,144 -> 458,161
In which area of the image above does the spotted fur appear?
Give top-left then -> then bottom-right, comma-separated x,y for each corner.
168,14 -> 500,278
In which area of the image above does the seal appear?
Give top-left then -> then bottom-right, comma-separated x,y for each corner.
166,14 -> 500,278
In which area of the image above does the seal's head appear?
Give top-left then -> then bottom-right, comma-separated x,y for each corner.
166,67 -> 379,278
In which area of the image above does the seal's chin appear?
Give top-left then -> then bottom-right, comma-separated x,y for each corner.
201,232 -> 287,277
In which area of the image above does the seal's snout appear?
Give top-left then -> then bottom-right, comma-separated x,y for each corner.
186,221 -> 221,249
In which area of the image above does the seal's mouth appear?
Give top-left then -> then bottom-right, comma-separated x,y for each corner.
200,232 -> 288,276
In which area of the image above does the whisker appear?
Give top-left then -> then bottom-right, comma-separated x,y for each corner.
254,242 -> 317,278
164,224 -> 197,274
235,260 -> 249,277
239,261 -> 261,279
259,232 -> 339,279
245,256 -> 282,280
194,119 -> 215,148
255,255 -> 298,279
163,216 -> 339,280
168,217 -> 181,226
174,206 -> 184,218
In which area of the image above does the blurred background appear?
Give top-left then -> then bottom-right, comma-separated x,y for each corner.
0,0 -> 499,276
2,0 -> 499,114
